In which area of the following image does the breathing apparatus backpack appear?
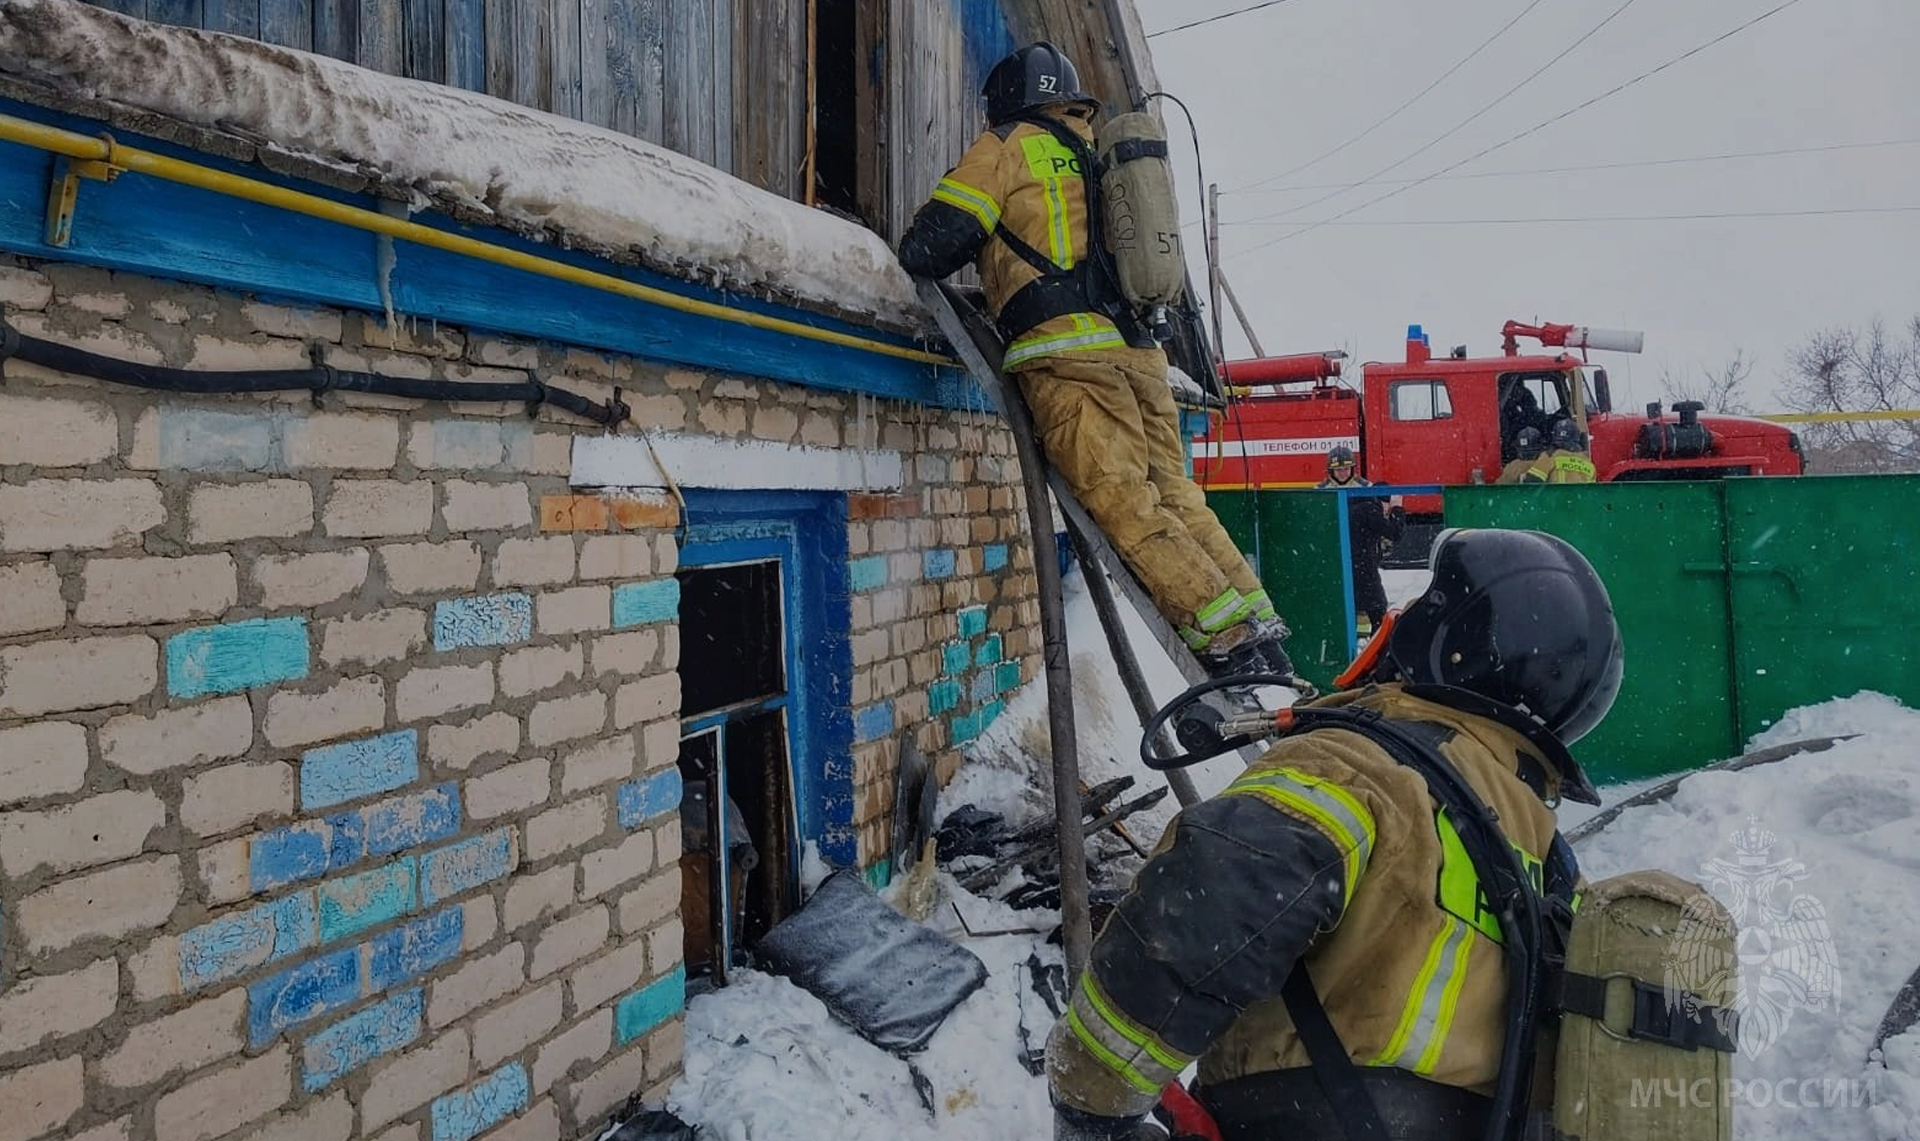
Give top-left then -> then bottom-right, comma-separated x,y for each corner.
1142,695 -> 1739,1141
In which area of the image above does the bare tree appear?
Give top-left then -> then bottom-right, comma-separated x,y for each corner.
1660,349 -> 1752,414
1780,317 -> 1920,473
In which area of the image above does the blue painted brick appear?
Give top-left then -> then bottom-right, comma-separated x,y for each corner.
615,967 -> 687,1044
928,679 -> 962,716
252,814 -> 366,894
923,549 -> 957,580
973,633 -> 1003,668
852,702 -> 894,744
318,859 -> 417,944
995,661 -> 1023,694
431,1063 -> 530,1141
167,617 -> 310,699
180,892 -> 317,991
367,907 -> 464,991
968,670 -> 997,704
248,945 -> 361,1046
419,830 -> 516,906
427,421 -> 533,471
612,580 -> 681,629
957,606 -> 989,638
941,642 -> 971,678
952,711 -> 984,746
363,785 -> 462,857
983,699 -> 1008,731
302,730 -> 419,811
617,768 -> 684,831
301,988 -> 423,1092
983,544 -> 1009,572
433,594 -> 533,652
847,555 -> 889,593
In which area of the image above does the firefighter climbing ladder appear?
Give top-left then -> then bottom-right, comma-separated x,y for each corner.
917,278 -> 1272,970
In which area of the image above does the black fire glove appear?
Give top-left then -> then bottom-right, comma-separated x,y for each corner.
1054,1104 -> 1166,1141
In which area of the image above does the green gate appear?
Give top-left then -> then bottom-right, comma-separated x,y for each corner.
1208,490 -> 1352,693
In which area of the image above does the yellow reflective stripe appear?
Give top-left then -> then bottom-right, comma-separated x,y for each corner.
1080,975 -> 1188,1075
1195,587 -> 1245,632
931,177 -> 1001,233
1373,916 -> 1474,1072
1223,769 -> 1375,906
1004,324 -> 1127,368
1179,625 -> 1210,650
1044,175 -> 1075,267
1065,1006 -> 1162,1095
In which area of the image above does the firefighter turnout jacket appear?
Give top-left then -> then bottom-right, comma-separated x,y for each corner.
1498,449 -> 1598,485
1047,684 -> 1574,1137
897,108 -> 1134,370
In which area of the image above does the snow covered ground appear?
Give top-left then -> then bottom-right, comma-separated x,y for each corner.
665,571 -> 1920,1140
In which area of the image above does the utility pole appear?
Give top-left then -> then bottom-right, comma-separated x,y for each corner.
1207,182 -> 1226,360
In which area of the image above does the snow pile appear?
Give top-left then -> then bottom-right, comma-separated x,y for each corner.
667,691 -> 1920,1141
0,0 -> 923,329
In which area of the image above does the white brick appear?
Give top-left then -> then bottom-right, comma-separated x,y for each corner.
0,958 -> 118,1054
252,549 -> 370,609
187,334 -> 310,371
283,413 -> 401,470
231,1091 -> 352,1141
0,788 -> 165,876
645,917 -> 685,978
644,1019 -> 684,1082
429,943 -> 526,1028
639,718 -> 680,773
77,554 -> 238,626
99,695 -> 254,775
473,339 -> 541,368
99,988 -> 246,1090
561,735 -> 637,795
428,711 -> 520,770
499,643 -> 585,698
240,299 -> 344,342
568,1044 -> 647,1126
0,479 -> 165,552
531,905 -> 610,978
152,1046 -> 291,1141
462,895 -> 499,950
0,559 -> 65,636
0,634 -> 157,716
616,874 -> 680,937
396,662 -> 495,721
443,481 -> 535,532
362,1029 -> 470,1133
263,676 -> 386,748
536,586 -> 610,635
494,536 -> 577,588
473,980 -> 563,1068
588,630 -> 658,678
0,392 -> 117,467
181,761 -> 295,837
186,480 -> 313,545
614,673 -> 681,730
0,720 -> 88,806
318,608 -> 427,667
129,934 -> 184,1002
0,264 -> 53,309
580,831 -> 654,899
324,480 -> 434,538
504,863 -> 577,931
380,541 -> 482,594
488,1100 -> 562,1141
466,758 -> 552,820
577,534 -> 654,581
196,838 -> 252,905
18,856 -> 182,954
529,691 -> 608,747
525,796 -> 609,863
0,1055 -> 83,1141
568,944 -> 646,1014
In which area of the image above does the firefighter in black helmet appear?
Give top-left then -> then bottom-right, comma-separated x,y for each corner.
1317,444 -> 1404,633
897,43 -> 1299,688
1049,528 -> 1623,1141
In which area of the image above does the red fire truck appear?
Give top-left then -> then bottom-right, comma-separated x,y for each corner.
1191,320 -> 1806,528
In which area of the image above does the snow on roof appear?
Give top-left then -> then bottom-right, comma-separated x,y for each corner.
0,0 -> 925,332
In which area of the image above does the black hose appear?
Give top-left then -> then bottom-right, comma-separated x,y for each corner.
0,317 -> 631,427
1140,671 -> 1297,769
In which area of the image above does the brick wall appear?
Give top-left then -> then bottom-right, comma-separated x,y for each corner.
0,254 -> 1038,1141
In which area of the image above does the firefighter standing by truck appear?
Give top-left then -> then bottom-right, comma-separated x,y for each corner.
895,43 -> 1298,685
1317,444 -> 1404,634
1045,529 -> 1630,1141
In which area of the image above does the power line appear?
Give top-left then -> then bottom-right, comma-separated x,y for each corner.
1229,205 -> 1920,228
1255,0 -> 1643,220
1146,0 -> 1301,39
1238,0 -> 1551,191
1228,137 -> 1920,199
1225,0 -> 1809,261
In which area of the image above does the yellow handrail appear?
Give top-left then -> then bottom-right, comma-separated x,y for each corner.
0,112 -> 952,368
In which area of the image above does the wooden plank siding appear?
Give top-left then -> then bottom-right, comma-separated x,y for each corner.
74,0 -> 1118,238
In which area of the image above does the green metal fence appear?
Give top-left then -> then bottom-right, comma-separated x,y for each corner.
1209,476 -> 1920,786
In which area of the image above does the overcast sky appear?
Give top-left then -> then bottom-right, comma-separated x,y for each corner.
1137,0 -> 1920,411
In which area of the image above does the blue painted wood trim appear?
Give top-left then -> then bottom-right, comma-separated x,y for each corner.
0,99 -> 985,410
